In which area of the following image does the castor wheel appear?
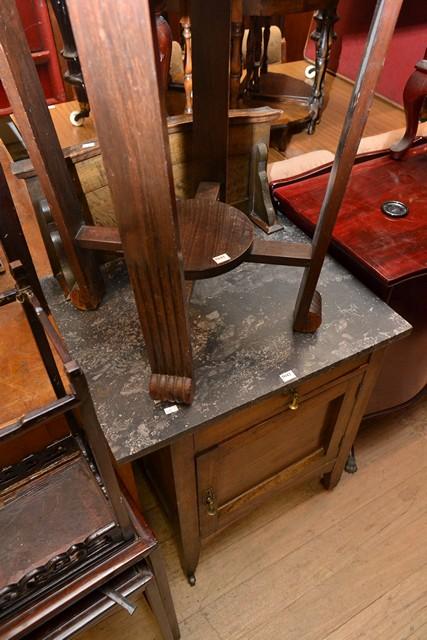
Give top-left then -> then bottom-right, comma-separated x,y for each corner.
187,573 -> 196,586
344,447 -> 358,474
69,110 -> 85,127
305,64 -> 316,80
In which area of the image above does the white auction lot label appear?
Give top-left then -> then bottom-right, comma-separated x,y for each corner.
213,253 -> 231,264
164,405 -> 178,415
279,370 -> 297,383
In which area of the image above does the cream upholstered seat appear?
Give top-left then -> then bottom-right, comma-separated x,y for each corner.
267,121 -> 427,183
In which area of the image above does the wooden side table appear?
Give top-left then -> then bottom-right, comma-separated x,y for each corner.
231,0 -> 339,133
43,220 -> 411,585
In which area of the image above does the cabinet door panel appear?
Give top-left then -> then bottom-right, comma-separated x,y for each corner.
197,373 -> 361,537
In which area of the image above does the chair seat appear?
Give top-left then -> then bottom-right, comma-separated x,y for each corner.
0,447 -> 120,620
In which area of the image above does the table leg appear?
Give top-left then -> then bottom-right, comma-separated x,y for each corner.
261,18 -> 271,75
308,4 -> 338,134
230,0 -> 244,108
251,17 -> 263,93
170,435 -> 200,585
323,349 -> 386,489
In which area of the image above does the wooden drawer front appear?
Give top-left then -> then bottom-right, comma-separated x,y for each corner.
197,373 -> 362,537
194,354 -> 369,452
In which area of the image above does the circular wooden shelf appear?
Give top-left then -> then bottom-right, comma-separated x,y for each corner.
177,199 -> 254,280
248,71 -> 312,103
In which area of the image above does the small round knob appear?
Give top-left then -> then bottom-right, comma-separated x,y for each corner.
288,390 -> 299,411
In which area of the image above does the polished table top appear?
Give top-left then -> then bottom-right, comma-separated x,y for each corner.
42,220 -> 411,464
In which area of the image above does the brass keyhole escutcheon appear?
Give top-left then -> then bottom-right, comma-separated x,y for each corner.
288,389 -> 299,411
205,488 -> 217,516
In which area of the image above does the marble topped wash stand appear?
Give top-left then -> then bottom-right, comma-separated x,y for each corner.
43,220 -> 411,585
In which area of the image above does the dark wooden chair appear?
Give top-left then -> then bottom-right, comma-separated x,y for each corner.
0,168 -> 179,640
391,47 -> 427,159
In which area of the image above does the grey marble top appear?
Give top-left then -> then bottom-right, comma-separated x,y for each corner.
42,221 -> 411,464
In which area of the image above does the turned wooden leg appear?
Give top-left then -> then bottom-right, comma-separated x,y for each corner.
230,0 -> 243,109
308,4 -> 338,134
247,142 -> 283,234
170,435 -> 200,585
391,51 -> 427,159
180,13 -> 193,114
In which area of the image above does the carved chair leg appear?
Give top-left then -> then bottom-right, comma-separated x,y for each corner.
261,18 -> 271,75
308,4 -> 338,134
242,17 -> 256,95
230,2 -> 244,109
391,52 -> 427,159
48,0 -> 91,125
251,17 -> 263,93
247,142 -> 283,234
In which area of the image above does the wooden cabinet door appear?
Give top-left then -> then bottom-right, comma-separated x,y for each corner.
197,372 -> 362,537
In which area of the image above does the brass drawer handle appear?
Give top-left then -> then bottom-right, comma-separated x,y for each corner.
288,390 -> 299,411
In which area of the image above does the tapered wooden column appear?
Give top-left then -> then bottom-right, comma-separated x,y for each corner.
66,0 -> 194,404
293,0 -> 404,332
0,1 -> 103,310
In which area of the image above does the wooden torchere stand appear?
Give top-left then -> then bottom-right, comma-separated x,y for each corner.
0,0 -> 404,406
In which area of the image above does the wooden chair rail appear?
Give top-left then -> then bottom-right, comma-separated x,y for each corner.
0,395 -> 79,443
